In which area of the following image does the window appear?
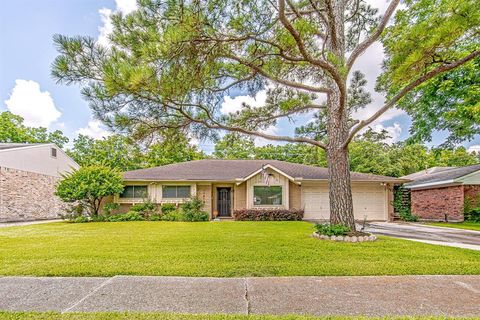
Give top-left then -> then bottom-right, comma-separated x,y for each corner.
162,185 -> 191,198
120,185 -> 148,198
51,148 -> 57,158
253,186 -> 282,206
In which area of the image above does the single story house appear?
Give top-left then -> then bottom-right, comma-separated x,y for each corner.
117,160 -> 406,221
0,143 -> 79,222
402,165 -> 480,221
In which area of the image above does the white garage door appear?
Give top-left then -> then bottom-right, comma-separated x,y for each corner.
302,183 -> 387,221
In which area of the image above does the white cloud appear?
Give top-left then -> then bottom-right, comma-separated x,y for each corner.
255,125 -> 283,147
371,123 -> 402,144
97,0 -> 138,46
76,119 -> 111,139
4,79 -> 61,128
468,145 -> 480,154
220,90 -> 267,114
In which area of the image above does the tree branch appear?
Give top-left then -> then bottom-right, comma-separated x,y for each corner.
346,0 -> 400,71
224,54 -> 332,93
345,50 -> 480,146
277,0 -> 342,86
173,104 -> 327,149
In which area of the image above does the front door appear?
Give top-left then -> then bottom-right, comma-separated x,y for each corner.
217,187 -> 232,217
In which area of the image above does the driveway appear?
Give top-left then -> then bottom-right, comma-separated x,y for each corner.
0,275 -> 479,316
365,222 -> 480,250
0,219 -> 61,228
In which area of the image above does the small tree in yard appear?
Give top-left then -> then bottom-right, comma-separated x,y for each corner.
56,166 -> 124,217
52,0 -> 479,230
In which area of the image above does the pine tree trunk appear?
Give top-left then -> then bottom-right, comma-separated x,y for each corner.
326,91 -> 356,231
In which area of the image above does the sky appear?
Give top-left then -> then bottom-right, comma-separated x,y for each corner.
1,0 -> 479,154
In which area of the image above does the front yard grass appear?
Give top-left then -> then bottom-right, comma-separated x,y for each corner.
0,221 -> 479,277
427,222 -> 480,231
0,312 -> 469,320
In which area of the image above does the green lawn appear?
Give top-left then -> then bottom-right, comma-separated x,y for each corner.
427,222 -> 480,231
0,221 -> 479,277
0,313 -> 471,320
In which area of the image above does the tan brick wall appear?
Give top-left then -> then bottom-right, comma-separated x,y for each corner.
411,185 -> 464,221
197,184 -> 212,216
234,183 -> 247,210
289,181 -> 301,209
0,166 -> 68,222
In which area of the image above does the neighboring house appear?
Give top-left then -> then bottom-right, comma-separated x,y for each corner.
0,143 -> 79,222
116,160 -> 406,221
402,165 -> 480,221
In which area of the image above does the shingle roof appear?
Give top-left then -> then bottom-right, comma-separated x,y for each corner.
124,159 -> 405,183
402,164 -> 480,188
0,143 -> 48,150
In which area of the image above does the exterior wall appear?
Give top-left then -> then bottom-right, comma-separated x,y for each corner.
464,185 -> 480,207
0,144 -> 78,177
245,168 -> 289,209
0,166 -> 67,222
197,184 -> 212,216
410,185 -> 464,221
289,181 -> 302,209
234,183 -> 247,210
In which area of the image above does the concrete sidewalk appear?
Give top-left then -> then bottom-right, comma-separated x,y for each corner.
1,275 -> 479,316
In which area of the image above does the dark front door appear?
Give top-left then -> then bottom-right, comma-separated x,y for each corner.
217,187 -> 232,217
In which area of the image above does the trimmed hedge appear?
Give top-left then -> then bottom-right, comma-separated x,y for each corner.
233,208 -> 304,221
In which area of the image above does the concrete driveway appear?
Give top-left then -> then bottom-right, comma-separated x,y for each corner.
1,275 -> 479,316
365,222 -> 480,250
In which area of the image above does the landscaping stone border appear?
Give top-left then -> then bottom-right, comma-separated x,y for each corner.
312,232 -> 377,242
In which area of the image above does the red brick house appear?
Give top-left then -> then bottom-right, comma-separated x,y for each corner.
402,165 -> 480,221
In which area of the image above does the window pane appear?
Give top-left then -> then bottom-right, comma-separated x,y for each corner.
163,186 -> 177,198
134,186 -> 148,198
120,186 -> 135,198
177,186 -> 191,198
253,186 -> 282,205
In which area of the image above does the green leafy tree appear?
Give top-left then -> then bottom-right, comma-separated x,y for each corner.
213,133 -> 256,159
56,166 -> 124,216
145,130 -> 205,166
52,0 -> 479,230
68,134 -> 144,171
429,147 -> 479,167
0,111 -> 69,147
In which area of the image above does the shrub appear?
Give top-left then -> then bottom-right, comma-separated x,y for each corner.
398,209 -> 419,222
314,223 -> 350,236
161,203 -> 177,215
150,214 -> 161,221
107,211 -> 145,222
72,215 -> 90,223
103,203 -> 120,216
181,197 -> 209,222
233,208 -> 304,221
161,210 -> 184,221
465,208 -> 480,222
130,200 -> 157,218
464,195 -> 480,222
56,165 -> 124,217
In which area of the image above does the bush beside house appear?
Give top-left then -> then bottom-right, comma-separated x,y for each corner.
55,165 -> 124,217
233,208 -> 304,221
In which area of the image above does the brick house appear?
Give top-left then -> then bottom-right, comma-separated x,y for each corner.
402,165 -> 480,221
114,159 -> 406,221
0,143 -> 79,222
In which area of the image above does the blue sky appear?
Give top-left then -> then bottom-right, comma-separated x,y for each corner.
1,0 -> 479,153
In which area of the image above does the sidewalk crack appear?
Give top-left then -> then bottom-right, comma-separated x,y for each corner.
62,276 -> 116,313
243,278 -> 251,315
